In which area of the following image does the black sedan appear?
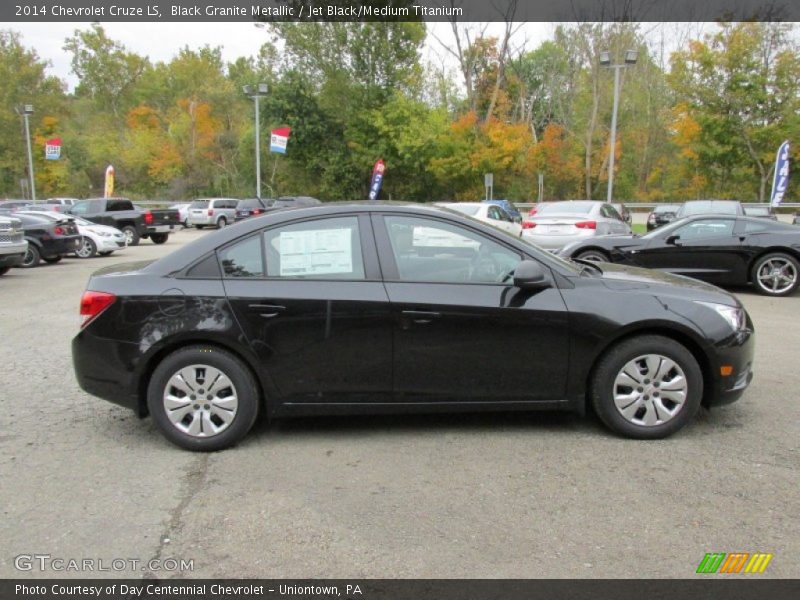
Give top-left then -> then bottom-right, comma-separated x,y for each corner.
234,198 -> 272,221
9,211 -> 81,267
646,204 -> 681,231
73,203 -> 754,450
560,214 -> 800,296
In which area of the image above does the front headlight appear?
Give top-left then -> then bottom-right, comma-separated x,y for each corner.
695,301 -> 746,331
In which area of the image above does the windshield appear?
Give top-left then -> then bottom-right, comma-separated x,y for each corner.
536,201 -> 596,215
443,204 -> 481,216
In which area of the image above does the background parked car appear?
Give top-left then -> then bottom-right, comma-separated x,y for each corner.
10,211 -> 81,267
483,199 -> 522,222
438,202 -> 522,236
169,203 -> 192,227
646,203 -> 681,230
559,214 -> 800,296
611,202 -> 632,225
187,198 -> 239,229
675,199 -> 745,218
0,215 -> 27,275
522,200 -> 631,250
67,198 -> 177,245
794,213 -> 800,226
527,203 -> 542,217
19,209 -> 126,258
235,198 -> 272,221
0,200 -> 31,212
743,205 -> 777,220
436,202 -> 522,237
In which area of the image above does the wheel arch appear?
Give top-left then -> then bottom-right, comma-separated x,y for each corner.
136,337 -> 270,418
747,246 -> 800,275
571,246 -> 611,260
584,324 -> 715,411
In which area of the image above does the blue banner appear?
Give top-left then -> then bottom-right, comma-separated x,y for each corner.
770,140 -> 790,207
368,159 -> 385,201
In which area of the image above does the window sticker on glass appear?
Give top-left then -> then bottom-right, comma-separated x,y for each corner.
278,228 -> 353,276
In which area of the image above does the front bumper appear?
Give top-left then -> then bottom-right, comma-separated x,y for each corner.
0,240 -> 28,267
96,236 -> 126,251
707,328 -> 755,406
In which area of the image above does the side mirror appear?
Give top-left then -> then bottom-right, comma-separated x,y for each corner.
513,260 -> 549,289
666,234 -> 681,246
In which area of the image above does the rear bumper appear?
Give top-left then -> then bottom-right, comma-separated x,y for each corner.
145,224 -> 175,234
707,328 -> 755,407
522,230 -> 596,250
72,331 -> 141,413
43,236 -> 81,256
187,214 -> 216,225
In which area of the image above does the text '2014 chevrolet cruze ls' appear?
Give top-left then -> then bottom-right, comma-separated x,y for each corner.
72,203 -> 754,451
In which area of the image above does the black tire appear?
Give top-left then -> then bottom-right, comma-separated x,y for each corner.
150,233 -> 169,245
42,255 -> 62,264
75,236 -> 97,258
147,346 -> 260,451
195,225 -> 205,230
590,335 -> 703,440
0,266 -> 9,276
217,217 -> 227,229
98,251 -> 113,256
575,249 -> 609,263
750,252 -> 800,296
122,225 -> 140,247
20,245 -> 41,268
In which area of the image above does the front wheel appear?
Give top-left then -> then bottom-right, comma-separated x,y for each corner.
75,236 -> 97,258
751,252 -> 799,296
591,335 -> 703,439
122,225 -> 140,247
575,249 -> 609,263
150,233 -> 169,244
147,346 -> 260,451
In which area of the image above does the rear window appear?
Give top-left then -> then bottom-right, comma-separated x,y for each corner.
238,199 -> 267,209
106,199 -> 133,211
536,201 -> 596,215
190,201 -> 209,208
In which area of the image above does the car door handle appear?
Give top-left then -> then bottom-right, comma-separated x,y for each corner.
248,303 -> 286,318
401,310 -> 441,324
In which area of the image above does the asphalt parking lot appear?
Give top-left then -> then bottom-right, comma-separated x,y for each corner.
1,227 -> 798,579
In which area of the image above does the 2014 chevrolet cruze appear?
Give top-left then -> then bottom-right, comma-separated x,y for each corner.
72,203 -> 754,451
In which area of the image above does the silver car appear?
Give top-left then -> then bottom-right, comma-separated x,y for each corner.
522,200 -> 631,251
186,198 -> 239,229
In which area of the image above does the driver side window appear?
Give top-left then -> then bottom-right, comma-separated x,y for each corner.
673,219 -> 735,239
383,216 -> 520,284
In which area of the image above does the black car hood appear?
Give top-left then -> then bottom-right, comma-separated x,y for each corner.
588,262 -> 740,305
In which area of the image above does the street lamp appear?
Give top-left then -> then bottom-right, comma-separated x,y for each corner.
600,50 -> 637,202
15,104 -> 36,202
243,83 -> 269,199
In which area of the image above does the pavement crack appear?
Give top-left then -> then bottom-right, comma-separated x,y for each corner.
143,453 -> 209,579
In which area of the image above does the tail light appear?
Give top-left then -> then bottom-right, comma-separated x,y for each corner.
528,208 -> 538,216
143,211 -> 154,225
522,221 -> 536,229
79,291 -> 116,328
575,221 -> 597,229
208,209 -> 214,216
253,209 -> 262,215
53,226 -> 64,235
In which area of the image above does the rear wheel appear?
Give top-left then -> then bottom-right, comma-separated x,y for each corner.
0,267 -> 9,276
147,346 -> 260,451
42,255 -> 62,264
575,249 -> 609,263
75,236 -> 97,258
751,252 -> 799,296
150,233 -> 169,244
122,225 -> 140,247
217,217 -> 227,229
591,335 -> 702,439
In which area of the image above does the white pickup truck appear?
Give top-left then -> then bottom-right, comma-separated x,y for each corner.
0,215 -> 28,275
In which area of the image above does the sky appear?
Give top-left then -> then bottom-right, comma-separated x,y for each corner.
9,21 -> 554,89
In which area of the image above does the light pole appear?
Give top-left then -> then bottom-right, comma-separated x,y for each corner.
243,83 -> 268,199
600,50 -> 637,203
16,104 -> 36,201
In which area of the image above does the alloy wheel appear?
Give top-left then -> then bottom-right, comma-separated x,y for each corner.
756,257 -> 796,295
76,237 -> 94,258
612,354 -> 687,427
162,364 -> 239,438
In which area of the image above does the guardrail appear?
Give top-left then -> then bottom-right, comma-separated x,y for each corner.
515,202 -> 800,211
